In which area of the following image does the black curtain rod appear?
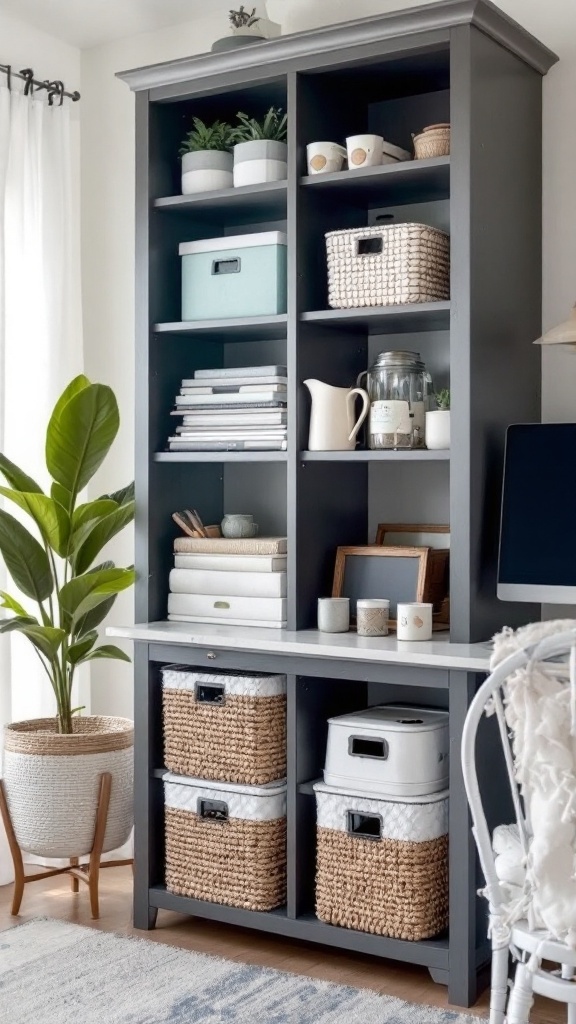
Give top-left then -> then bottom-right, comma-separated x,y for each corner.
0,64 -> 80,103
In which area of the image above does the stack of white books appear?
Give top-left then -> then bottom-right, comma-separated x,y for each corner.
168,536 -> 288,628
168,364 -> 287,452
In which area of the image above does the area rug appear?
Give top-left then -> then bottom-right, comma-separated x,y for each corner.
0,919 -> 482,1023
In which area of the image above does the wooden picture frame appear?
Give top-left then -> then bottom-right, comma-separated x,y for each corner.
375,524 -> 450,627
332,545 -> 430,630
375,523 -> 450,547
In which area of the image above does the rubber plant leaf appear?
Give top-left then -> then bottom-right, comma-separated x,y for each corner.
46,382 -> 119,504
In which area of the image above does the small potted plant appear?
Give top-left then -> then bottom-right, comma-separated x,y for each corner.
231,106 -> 288,187
0,375 -> 135,907
211,5 -> 280,52
426,388 -> 451,450
179,117 -> 234,195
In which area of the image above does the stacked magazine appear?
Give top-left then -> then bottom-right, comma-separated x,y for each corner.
168,364 -> 287,452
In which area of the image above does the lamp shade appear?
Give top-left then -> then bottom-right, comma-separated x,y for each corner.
534,304 -> 576,349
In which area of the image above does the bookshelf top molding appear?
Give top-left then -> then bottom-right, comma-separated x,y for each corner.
117,0 -> 557,95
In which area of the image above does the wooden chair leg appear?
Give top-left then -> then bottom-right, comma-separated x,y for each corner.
70,857 -> 80,892
0,779 -> 25,916
87,772 -> 112,920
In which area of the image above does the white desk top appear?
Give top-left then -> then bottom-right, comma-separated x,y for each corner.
107,620 -> 492,672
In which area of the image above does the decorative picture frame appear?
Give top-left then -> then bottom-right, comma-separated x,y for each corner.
332,545 -> 430,630
375,523 -> 450,547
375,524 -> 450,627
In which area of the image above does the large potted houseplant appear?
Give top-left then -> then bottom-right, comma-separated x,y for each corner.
180,117 -> 235,195
0,375 -> 135,870
231,106 -> 288,186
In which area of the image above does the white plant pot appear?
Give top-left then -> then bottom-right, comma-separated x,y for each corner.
233,139 -> 287,187
306,141 -> 347,175
346,133 -> 384,168
181,150 -> 233,195
2,716 -> 134,858
425,409 -> 451,450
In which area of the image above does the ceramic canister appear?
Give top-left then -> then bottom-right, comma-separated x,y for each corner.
318,597 -> 350,633
356,599 -> 390,637
396,602 -> 433,641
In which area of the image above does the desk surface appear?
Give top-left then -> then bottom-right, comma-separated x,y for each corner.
108,621 -> 493,672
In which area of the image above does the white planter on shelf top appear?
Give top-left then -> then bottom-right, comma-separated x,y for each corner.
233,140 -> 287,187
425,409 -> 451,450
181,150 -> 233,195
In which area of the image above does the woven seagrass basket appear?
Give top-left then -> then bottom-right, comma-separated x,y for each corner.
413,123 -> 451,160
164,773 -> 287,911
2,717 -> 133,858
162,666 -> 286,785
325,223 -> 450,309
314,781 -> 448,940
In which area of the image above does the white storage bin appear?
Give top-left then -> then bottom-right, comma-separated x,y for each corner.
164,773 -> 287,911
324,704 -> 449,796
314,780 -> 449,939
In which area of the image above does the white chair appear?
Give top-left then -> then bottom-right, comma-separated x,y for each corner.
461,627 -> 576,1024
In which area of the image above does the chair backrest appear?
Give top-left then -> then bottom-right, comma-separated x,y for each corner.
461,627 -> 576,923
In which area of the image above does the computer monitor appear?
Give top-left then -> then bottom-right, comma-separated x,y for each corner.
498,423 -> 576,603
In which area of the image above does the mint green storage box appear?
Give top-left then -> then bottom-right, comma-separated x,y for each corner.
179,231 -> 287,320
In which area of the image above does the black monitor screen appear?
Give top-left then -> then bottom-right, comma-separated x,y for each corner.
498,423 -> 576,599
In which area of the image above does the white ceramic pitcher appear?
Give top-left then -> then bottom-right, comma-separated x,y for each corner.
304,379 -> 370,451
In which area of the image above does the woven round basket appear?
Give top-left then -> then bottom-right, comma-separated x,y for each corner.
2,716 -> 133,858
413,123 -> 451,160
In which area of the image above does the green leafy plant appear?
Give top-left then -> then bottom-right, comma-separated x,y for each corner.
179,117 -> 234,155
231,106 -> 288,143
229,6 -> 260,29
435,389 -> 451,411
0,376 -> 135,734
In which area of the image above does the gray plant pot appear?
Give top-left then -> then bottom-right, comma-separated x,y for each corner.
211,35 -> 265,52
233,140 -> 288,187
181,149 -> 234,195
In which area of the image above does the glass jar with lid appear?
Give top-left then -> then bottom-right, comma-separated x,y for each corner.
358,351 -> 432,450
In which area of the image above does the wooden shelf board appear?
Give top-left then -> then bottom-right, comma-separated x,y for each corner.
154,314 -> 288,341
153,180 -> 287,220
154,451 -> 288,463
301,303 -> 450,334
301,156 -> 450,205
148,886 -> 449,968
299,449 -> 449,462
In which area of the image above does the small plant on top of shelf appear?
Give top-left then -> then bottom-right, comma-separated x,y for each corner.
426,388 -> 451,451
229,6 -> 260,29
179,117 -> 235,196
231,107 -> 288,188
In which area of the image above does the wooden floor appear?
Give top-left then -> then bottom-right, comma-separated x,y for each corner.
0,867 -> 565,1023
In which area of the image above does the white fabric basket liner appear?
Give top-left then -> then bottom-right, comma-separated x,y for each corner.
314,780 -> 448,841
164,772 -> 287,821
179,231 -> 287,257
161,665 -> 286,698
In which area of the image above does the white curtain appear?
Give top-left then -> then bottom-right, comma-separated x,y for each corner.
0,81 -> 82,885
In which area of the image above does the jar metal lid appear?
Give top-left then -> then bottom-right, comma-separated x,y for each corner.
372,350 -> 425,369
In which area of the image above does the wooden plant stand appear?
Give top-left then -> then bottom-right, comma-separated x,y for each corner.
0,772 -> 133,919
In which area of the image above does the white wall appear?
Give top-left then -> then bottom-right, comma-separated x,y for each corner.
80,1 -> 576,716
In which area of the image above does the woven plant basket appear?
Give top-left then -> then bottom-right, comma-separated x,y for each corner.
314,782 -> 448,940
164,773 -> 286,911
2,716 -> 133,858
326,223 -> 450,309
413,123 -> 451,160
162,667 -> 286,785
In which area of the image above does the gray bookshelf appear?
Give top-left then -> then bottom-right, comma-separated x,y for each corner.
118,1 -> 556,1006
